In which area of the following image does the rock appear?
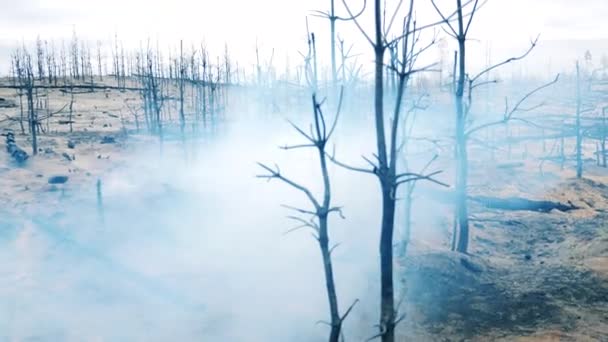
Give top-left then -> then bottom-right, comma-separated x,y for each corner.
44,148 -> 54,154
62,152 -> 73,161
100,136 -> 116,144
48,175 -> 69,184
524,254 -> 532,261
0,97 -> 17,108
67,140 -> 76,149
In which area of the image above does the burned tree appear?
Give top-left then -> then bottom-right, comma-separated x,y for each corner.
576,61 -> 583,178
14,49 -> 40,155
338,1 -> 448,340
432,0 -> 559,253
258,90 -> 358,342
311,0 -> 364,92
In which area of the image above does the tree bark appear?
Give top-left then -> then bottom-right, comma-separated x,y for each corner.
379,184 -> 396,342
453,0 -> 469,254
576,61 -> 582,178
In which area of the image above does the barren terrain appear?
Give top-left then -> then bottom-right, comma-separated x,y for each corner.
1,85 -> 607,341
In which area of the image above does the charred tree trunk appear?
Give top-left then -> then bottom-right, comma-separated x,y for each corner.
575,61 -> 583,179
258,93 -> 354,342
379,182 -> 396,342
602,107 -> 607,167
330,0 -> 337,92
454,17 -> 469,253
179,41 -> 186,140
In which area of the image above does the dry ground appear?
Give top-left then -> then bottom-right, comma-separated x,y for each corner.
1,86 -> 607,341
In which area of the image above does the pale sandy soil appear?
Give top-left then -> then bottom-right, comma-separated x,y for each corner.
1,85 -> 607,341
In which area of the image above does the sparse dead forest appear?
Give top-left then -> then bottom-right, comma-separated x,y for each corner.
1,0 -> 608,341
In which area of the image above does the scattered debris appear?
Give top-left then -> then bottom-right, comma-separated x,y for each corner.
496,162 -> 525,169
0,97 -> 17,108
48,175 -> 69,184
471,195 -> 579,213
5,132 -> 29,164
100,136 -> 116,144
61,152 -> 74,161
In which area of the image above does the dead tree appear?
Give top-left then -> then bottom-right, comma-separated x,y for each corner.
338,1 -> 448,340
179,40 -> 186,140
311,0 -> 363,92
337,36 -> 362,89
71,30 -> 80,81
602,106 -> 607,167
36,36 -> 45,82
97,41 -> 104,81
396,95 -> 434,256
576,61 -> 583,178
432,0 -> 559,253
258,91 -> 357,342
16,49 -> 39,155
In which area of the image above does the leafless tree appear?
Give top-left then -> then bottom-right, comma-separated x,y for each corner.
576,61 -> 583,178
311,0 -> 364,92
337,1 -> 450,340
258,90 -> 358,342
431,0 -> 559,253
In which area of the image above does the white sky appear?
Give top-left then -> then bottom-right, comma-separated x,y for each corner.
0,0 -> 606,76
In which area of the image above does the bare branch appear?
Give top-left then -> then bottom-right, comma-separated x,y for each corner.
470,79 -> 498,90
327,148 -> 375,174
395,170 -> 449,188
326,86 -> 345,140
470,35 -> 539,84
465,74 -> 560,137
257,162 -> 321,209
282,204 -> 317,216
287,119 -> 316,143
340,299 -> 360,322
505,73 -> 560,118
341,0 -> 374,46
281,143 -> 316,150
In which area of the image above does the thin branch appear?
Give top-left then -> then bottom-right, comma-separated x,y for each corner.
340,299 -> 360,322
395,170 -> 449,188
257,162 -> 321,209
287,118 -> 316,143
470,35 -> 539,84
327,148 -> 375,174
341,0 -> 374,46
465,74 -> 560,137
282,204 -> 317,216
281,143 -> 316,150
326,86 -> 345,140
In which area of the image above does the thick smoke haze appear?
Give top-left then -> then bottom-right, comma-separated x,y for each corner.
0,111 -> 440,340
1,0 -> 607,340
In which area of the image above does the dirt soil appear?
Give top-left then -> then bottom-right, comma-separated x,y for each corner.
397,160 -> 608,341
1,86 -> 608,341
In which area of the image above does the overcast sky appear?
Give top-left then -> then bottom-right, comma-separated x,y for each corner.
0,0 -> 606,76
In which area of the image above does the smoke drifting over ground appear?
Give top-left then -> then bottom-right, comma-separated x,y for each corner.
0,111 -> 446,340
